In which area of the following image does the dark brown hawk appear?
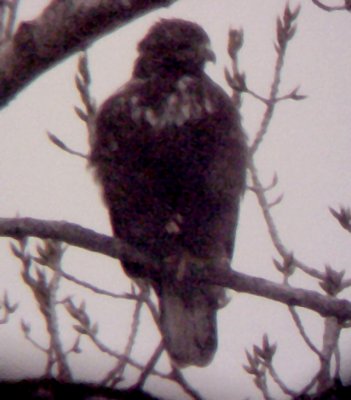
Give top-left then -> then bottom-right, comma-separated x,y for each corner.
91,19 -> 246,367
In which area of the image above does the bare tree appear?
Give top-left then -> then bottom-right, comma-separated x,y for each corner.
0,1 -> 350,399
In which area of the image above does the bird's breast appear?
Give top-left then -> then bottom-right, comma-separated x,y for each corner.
129,75 -> 216,131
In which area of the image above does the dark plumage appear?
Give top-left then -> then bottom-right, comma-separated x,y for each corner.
91,19 -> 247,367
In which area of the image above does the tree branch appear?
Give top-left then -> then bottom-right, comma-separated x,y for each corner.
0,216 -> 152,265
1,217 -> 351,321
0,0 -> 178,108
311,0 -> 349,12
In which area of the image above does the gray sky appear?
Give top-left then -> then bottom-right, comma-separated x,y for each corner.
0,1 -> 351,399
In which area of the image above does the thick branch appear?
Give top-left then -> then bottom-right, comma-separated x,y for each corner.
0,217 -> 152,265
0,0 -> 178,108
1,217 -> 351,321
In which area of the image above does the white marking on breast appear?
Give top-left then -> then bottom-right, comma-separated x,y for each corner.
145,108 -> 158,126
165,213 -> 184,234
204,97 -> 214,113
130,76 -> 211,129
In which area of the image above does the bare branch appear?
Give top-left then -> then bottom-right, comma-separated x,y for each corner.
317,317 -> 341,392
3,217 -> 351,321
297,372 -> 320,397
74,51 -> 97,149
133,341 -> 164,389
267,193 -> 284,209
47,132 -> 88,159
1,217 -> 151,265
170,368 -> 204,400
103,286 -> 144,386
0,291 -> 18,324
226,28 -> 245,108
267,362 -> 297,397
14,239 -> 73,380
248,160 -> 325,280
65,297 -> 169,380
244,86 -> 306,105
311,0 -> 349,12
288,306 -> 323,357
334,343 -> 341,380
21,319 -> 49,352
58,269 -> 136,300
329,206 -> 351,233
43,241 -> 72,381
0,0 -> 179,108
250,4 -> 300,154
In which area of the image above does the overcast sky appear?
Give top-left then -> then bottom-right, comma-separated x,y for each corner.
0,1 -> 351,399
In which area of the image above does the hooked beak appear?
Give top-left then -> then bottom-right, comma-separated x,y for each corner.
203,43 -> 216,63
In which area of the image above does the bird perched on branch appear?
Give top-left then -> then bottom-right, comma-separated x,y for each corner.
91,18 -> 246,367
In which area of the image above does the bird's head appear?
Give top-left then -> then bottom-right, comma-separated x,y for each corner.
134,19 -> 215,78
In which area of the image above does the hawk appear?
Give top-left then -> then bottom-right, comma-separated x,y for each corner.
91,19 -> 246,367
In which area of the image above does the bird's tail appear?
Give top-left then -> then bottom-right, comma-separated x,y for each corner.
158,279 -> 222,367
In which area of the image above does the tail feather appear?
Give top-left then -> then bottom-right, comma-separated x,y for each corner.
159,281 -> 218,367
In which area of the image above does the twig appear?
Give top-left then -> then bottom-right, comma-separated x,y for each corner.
21,319 -> 48,352
288,306 -> 322,357
267,363 -> 297,397
13,239 -> 72,380
311,0 -> 349,11
74,51 -> 96,149
329,206 -> 351,234
0,291 -> 18,324
64,335 -> 82,358
103,287 -> 144,387
45,241 -> 72,381
47,132 -> 88,159
249,160 -> 325,280
256,368 -> 274,400
133,341 -> 164,389
244,335 -> 278,400
316,316 -> 341,392
297,372 -> 320,396
170,368 -> 204,400
240,5 -> 322,282
250,4 -> 300,154
245,87 -> 306,105
64,297 -> 169,382
86,324 -> 169,380
58,268 -> 136,301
